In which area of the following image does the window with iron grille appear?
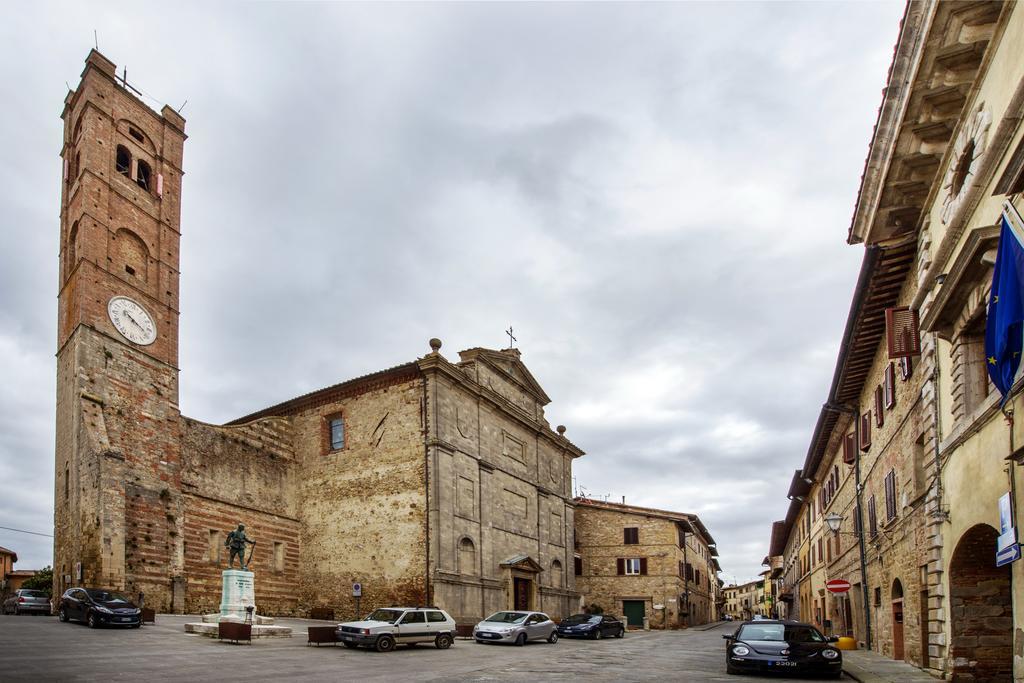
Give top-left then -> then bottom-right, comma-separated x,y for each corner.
624,527 -> 639,545
885,470 -> 897,521
324,413 -> 345,452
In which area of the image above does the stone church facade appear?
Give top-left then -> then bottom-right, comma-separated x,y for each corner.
54,50 -> 584,624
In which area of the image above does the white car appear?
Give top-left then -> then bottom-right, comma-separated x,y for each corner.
335,607 -> 457,652
473,611 -> 558,645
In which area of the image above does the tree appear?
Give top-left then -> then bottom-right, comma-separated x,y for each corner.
19,566 -> 53,595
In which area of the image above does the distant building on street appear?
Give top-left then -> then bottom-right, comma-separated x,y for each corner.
573,498 -> 720,628
0,547 -> 39,594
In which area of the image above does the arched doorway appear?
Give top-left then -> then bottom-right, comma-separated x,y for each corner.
949,524 -> 1012,682
891,579 -> 904,661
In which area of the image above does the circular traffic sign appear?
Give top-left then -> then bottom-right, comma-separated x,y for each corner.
826,579 -> 851,594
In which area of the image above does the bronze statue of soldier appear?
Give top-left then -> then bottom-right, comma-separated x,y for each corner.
225,524 -> 256,570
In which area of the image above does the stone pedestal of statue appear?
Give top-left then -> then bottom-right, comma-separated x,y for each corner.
219,569 -> 255,621
182,568 -> 292,638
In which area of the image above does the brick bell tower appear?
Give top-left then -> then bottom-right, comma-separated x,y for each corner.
54,50 -> 187,609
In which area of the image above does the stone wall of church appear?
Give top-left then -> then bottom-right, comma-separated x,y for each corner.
292,376 -> 429,620
426,355 -> 579,625
179,416 -> 301,615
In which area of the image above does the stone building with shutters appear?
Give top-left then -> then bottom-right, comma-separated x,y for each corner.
767,1 -> 1024,679
53,49 -> 584,624
573,498 -> 719,628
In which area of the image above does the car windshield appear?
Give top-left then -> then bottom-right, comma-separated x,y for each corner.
85,590 -> 131,603
365,609 -> 403,624
485,611 -> 529,624
738,624 -> 825,643
20,591 -> 46,598
561,614 -> 601,625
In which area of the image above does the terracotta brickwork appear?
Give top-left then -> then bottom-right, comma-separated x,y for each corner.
574,500 -> 717,628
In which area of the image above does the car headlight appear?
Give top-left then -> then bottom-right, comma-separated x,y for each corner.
94,605 -> 113,614
731,645 -> 750,656
822,648 -> 839,660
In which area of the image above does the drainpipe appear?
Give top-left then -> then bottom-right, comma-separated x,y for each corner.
854,421 -> 873,651
826,401 -> 872,651
682,525 -> 690,628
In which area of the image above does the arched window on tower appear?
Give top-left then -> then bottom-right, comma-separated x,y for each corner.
458,537 -> 477,576
116,145 -> 131,177
136,159 -> 152,192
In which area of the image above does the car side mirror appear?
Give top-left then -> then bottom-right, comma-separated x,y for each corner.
827,636 -> 839,643
722,634 -> 733,640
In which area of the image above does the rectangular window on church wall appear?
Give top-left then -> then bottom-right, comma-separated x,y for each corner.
208,530 -> 220,564
325,414 -> 345,452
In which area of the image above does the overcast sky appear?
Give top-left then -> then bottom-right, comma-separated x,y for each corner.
0,1 -> 904,585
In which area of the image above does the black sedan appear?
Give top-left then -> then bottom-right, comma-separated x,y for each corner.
556,614 -> 625,639
724,620 -> 842,678
58,588 -> 141,628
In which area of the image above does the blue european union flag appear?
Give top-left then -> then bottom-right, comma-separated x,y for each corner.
985,214 -> 1024,405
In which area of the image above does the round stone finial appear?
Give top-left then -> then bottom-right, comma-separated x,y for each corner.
429,338 -> 443,352
556,425 -> 566,435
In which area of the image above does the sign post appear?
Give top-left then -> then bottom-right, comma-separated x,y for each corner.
352,582 -> 362,619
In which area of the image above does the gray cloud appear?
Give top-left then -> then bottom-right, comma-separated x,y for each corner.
0,1 -> 903,583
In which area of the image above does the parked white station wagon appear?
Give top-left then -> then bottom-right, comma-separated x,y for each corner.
335,607 -> 457,652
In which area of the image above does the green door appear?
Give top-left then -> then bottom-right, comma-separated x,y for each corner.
622,600 -> 645,627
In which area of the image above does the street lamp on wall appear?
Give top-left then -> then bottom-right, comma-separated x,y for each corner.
824,512 -> 843,534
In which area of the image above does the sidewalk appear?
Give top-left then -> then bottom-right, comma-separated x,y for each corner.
842,649 -> 937,682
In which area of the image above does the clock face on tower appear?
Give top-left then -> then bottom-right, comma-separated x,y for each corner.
107,296 -> 157,346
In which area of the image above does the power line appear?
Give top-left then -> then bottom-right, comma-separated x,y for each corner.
0,526 -> 53,538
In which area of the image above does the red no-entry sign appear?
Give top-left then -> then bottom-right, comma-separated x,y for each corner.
826,579 -> 851,594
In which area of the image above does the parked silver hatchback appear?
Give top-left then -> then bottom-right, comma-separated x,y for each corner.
473,611 -> 558,646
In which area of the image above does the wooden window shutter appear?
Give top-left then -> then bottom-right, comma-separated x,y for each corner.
885,307 -> 921,358
843,431 -> 856,465
874,387 -> 884,427
639,558 -> 648,575
885,470 -> 897,521
616,558 -> 625,575
900,355 -> 913,380
885,363 -> 896,409
624,527 -> 639,545
860,412 -> 872,451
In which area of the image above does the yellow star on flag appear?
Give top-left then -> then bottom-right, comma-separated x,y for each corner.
994,295 -> 999,303
989,356 -> 998,365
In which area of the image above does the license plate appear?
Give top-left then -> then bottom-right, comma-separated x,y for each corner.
117,617 -> 132,622
770,661 -> 797,667
340,635 -> 355,641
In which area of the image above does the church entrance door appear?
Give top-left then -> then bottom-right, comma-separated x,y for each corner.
514,577 -> 532,611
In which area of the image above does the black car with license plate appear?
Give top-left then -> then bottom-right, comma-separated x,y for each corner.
556,614 -> 625,639
58,588 -> 142,628
724,620 -> 842,678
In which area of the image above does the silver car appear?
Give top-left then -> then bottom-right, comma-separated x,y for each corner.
2,589 -> 51,615
474,610 -> 558,645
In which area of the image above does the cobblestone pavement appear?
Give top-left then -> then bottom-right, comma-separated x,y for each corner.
0,615 -> 853,681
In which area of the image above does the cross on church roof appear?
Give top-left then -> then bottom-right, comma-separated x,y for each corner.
506,326 -> 517,349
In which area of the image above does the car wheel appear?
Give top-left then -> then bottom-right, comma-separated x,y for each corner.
375,635 -> 395,653
515,633 -> 527,647
435,633 -> 453,650
14,606 -> 20,616
616,627 -> 625,638
595,628 -> 603,640
58,609 -> 67,623
87,612 -> 98,629
547,631 -> 558,644
342,641 -> 358,649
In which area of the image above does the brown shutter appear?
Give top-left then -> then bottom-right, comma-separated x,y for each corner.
874,387 -> 884,426
900,355 -> 913,380
616,558 -> 625,575
860,413 -> 872,451
885,307 -> 921,358
885,363 -> 896,408
843,432 -> 856,465
639,558 -> 648,575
